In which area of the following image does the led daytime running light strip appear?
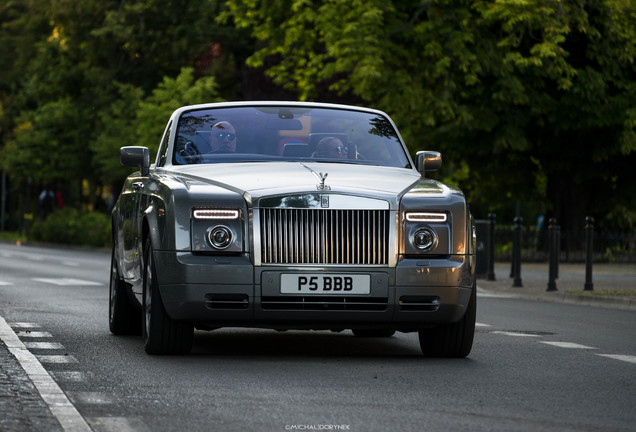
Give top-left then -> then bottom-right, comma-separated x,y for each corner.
406,212 -> 447,223
193,209 -> 240,220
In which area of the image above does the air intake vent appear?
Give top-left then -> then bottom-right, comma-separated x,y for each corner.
399,296 -> 440,311
260,209 -> 389,265
204,294 -> 249,310
261,296 -> 388,311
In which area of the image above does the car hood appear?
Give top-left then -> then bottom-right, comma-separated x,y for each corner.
164,162 -> 451,202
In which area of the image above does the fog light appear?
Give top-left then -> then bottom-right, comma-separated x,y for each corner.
208,226 -> 233,249
413,228 -> 437,250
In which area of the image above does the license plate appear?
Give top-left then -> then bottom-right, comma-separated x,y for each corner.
280,274 -> 370,295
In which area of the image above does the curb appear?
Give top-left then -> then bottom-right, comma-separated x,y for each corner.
477,284 -> 636,311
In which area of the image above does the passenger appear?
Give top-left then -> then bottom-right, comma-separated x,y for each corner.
313,136 -> 347,159
209,121 -> 237,153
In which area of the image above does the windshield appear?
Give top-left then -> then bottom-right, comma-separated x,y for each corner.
172,106 -> 410,168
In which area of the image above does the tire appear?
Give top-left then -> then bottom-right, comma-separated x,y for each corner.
109,247 -> 141,335
142,238 -> 193,355
351,329 -> 396,338
418,281 -> 476,358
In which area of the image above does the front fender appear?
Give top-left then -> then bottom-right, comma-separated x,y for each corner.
143,201 -> 163,253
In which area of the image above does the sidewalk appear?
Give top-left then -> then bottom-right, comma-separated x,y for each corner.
0,339 -> 63,432
477,262 -> 636,310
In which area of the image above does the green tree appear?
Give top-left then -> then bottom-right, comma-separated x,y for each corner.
135,68 -> 222,153
1,0 -> 239,215
3,97 -> 88,185
223,0 -> 636,231
92,68 -> 223,188
1,3 -> 99,208
90,83 -> 145,188
0,0 -> 52,156
90,0 -> 225,91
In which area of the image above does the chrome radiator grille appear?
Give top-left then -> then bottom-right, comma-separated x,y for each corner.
259,209 -> 390,265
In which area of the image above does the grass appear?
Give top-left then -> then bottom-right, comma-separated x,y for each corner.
566,289 -> 635,296
0,231 -> 26,243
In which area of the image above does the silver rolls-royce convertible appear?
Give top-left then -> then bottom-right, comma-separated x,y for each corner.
110,101 -> 476,356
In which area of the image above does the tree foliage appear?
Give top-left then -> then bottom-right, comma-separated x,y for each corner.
0,0 -> 233,219
0,0 -> 634,234
223,0 -> 636,230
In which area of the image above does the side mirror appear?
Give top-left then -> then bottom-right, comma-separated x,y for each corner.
416,151 -> 442,176
120,146 -> 150,176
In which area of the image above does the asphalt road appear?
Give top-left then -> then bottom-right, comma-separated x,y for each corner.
1,243 -> 635,432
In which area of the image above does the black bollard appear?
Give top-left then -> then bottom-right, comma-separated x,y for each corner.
584,216 -> 594,291
487,212 -> 496,281
547,218 -> 558,291
556,224 -> 560,279
512,216 -> 523,287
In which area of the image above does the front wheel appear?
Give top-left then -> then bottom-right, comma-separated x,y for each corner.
418,282 -> 476,358
142,238 -> 193,355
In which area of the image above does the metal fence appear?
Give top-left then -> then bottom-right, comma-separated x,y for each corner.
488,224 -> 636,263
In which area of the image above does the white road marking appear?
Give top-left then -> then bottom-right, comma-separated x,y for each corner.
88,417 -> 152,432
50,371 -> 92,382
596,354 -> 636,365
36,355 -> 79,364
32,278 -> 102,286
0,315 -> 92,431
476,322 -> 491,327
540,341 -> 597,349
489,328 -> 634,365
9,322 -> 41,328
62,261 -> 80,267
24,342 -> 64,350
16,331 -> 53,338
492,331 -> 542,337
0,280 -> 13,286
67,392 -> 114,405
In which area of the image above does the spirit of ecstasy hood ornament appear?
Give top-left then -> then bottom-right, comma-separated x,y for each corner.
300,163 -> 331,190
317,172 -> 328,190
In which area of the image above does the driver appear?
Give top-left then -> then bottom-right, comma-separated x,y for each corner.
313,136 -> 347,159
209,121 -> 237,153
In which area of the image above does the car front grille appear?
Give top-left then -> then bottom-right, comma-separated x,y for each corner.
259,209 -> 390,265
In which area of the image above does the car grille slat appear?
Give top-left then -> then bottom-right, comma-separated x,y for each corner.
260,209 -> 389,265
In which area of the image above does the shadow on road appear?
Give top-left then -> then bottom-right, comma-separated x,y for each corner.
190,328 -> 424,359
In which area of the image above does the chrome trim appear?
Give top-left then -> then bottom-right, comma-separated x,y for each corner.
259,194 -> 389,210
257,208 -> 393,266
207,225 -> 233,249
412,227 -> 438,251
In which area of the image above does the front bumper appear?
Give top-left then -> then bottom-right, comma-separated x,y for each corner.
154,251 -> 475,331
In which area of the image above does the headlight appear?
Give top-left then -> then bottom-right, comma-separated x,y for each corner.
208,226 -> 233,249
405,212 -> 447,223
193,209 -> 240,220
413,228 -> 437,250
403,211 -> 450,255
191,207 -> 243,253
